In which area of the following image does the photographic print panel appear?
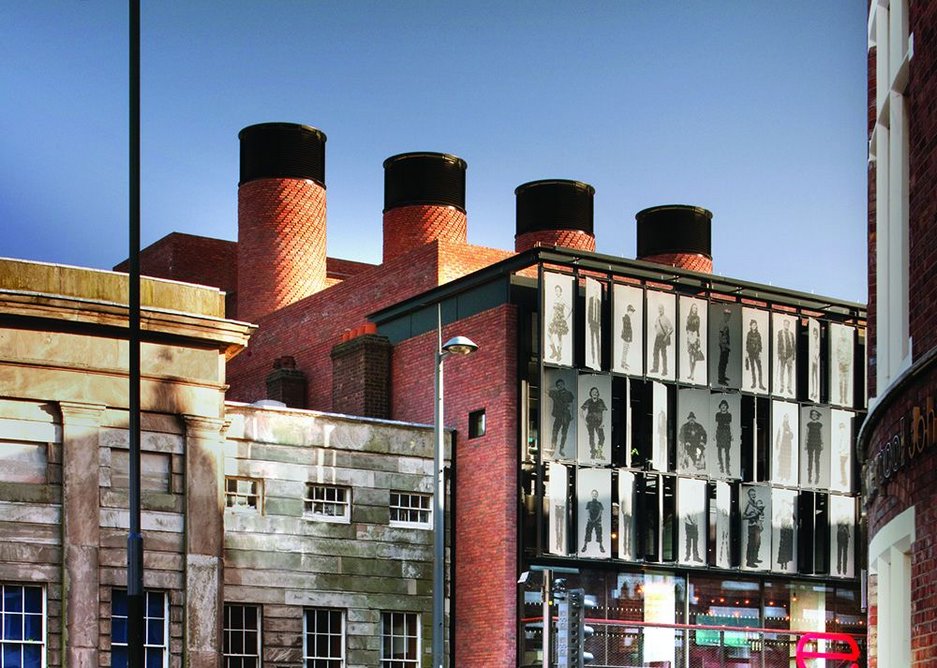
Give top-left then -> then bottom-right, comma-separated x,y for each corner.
807,318 -> 822,404
651,381 -> 669,472
771,401 -> 800,486
676,388 -> 711,474
646,291 -> 676,382
771,488 -> 798,573
714,481 -> 731,569
829,323 -> 856,408
618,470 -> 636,561
677,477 -> 707,566
741,308 -> 769,395
548,462 -> 568,556
542,367 -> 578,462
771,312 -> 798,400
543,272 -> 575,366
741,485 -> 771,570
829,494 -> 856,577
612,284 -> 644,376
577,467 -> 612,559
577,373 -> 612,465
830,409 -> 854,493
710,303 -> 742,390
679,295 -> 708,386
800,405 -> 831,489
584,277 -> 603,371
709,392 -> 741,479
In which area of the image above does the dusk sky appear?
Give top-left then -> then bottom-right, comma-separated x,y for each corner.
0,2 -> 868,302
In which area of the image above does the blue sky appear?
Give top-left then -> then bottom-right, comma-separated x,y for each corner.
0,2 -> 868,302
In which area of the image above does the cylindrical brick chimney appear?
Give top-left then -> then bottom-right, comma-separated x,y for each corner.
382,152 -> 467,264
635,205 -> 713,274
514,180 -> 596,253
237,122 -> 328,323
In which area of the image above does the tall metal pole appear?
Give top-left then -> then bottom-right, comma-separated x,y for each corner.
542,568 -> 551,668
128,1 -> 145,666
432,305 -> 446,668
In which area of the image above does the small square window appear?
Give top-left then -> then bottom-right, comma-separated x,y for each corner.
225,477 -> 262,512
381,611 -> 420,667
305,484 -> 351,523
389,492 -> 432,528
468,409 -> 486,439
223,604 -> 261,668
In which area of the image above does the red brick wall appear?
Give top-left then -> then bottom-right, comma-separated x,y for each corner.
908,1 -> 937,360
225,240 -> 512,410
113,232 -> 237,292
640,252 -> 713,274
389,304 -> 519,668
864,360 -> 937,667
515,228 -> 596,253
383,204 -> 467,263
237,178 -> 327,324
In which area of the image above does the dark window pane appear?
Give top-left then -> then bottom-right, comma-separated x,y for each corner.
147,592 -> 163,618
112,590 -> 128,616
245,629 -> 258,654
112,617 -> 128,644
24,613 -> 42,641
244,605 -> 257,627
111,646 -> 128,668
4,588 -> 22,613
23,645 -> 41,668
4,645 -> 22,668
5,612 -> 23,640
147,618 -> 164,645
145,648 -> 163,668
23,588 -> 41,614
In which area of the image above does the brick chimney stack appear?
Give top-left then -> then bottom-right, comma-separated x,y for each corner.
382,152 -> 468,264
237,122 -> 328,323
514,179 -> 596,253
635,205 -> 713,274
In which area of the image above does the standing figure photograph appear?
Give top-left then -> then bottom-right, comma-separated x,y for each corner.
772,313 -> 798,399
577,374 -> 611,464
651,382 -> 669,472
542,368 -> 577,461
829,495 -> 855,577
800,405 -> 830,489
677,388 -> 710,473
829,323 -> 855,408
577,468 -> 611,559
679,296 -> 707,385
618,471 -> 635,560
543,272 -> 574,366
678,478 -> 707,566
612,284 -> 643,375
715,482 -> 731,569
771,401 -> 799,485
808,318 -> 821,403
646,291 -> 676,381
742,486 -> 770,569
709,393 -> 740,478
710,304 -> 741,389
773,490 -> 797,573
830,409 -> 853,492
548,463 -> 568,556
585,277 -> 603,371
742,307 -> 768,394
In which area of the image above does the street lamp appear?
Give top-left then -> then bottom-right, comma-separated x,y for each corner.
433,326 -> 478,668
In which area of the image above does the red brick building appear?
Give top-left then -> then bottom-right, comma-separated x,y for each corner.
129,122 -> 868,667
860,1 -> 937,666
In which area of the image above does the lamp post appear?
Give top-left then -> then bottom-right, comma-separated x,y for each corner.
433,312 -> 478,668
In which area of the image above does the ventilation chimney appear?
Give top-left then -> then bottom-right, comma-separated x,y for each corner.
237,122 -> 327,323
514,180 -> 596,253
635,205 -> 713,274
383,152 -> 467,263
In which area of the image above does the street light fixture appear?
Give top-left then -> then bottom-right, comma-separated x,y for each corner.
433,320 -> 478,668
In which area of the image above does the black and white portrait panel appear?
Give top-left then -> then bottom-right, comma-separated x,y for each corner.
714,481 -> 731,569
618,470 -> 636,561
677,477 -> 707,566
807,318 -> 822,404
577,467 -> 612,559
622,380 -> 633,468
543,272 -> 575,366
612,284 -> 644,376
676,389 -> 711,474
584,277 -> 604,371
679,296 -> 708,385
709,303 -> 742,390
708,392 -> 741,479
771,488 -> 798,573
741,485 -> 771,570
542,367 -> 578,461
577,373 -> 612,465
771,312 -> 798,400
829,323 -> 855,408
830,409 -> 854,493
548,463 -> 568,556
771,401 -> 800,486
651,381 -> 669,472
646,291 -> 676,382
829,494 -> 856,577
800,405 -> 831,489
741,307 -> 769,395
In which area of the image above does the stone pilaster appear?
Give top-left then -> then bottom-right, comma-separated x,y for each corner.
59,401 -> 106,668
182,415 -> 227,668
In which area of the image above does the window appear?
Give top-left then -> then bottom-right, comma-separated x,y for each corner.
223,604 -> 260,668
226,477 -> 263,512
389,492 -> 431,528
303,608 -> 344,668
381,612 -> 420,667
111,590 -> 168,668
304,484 -> 351,522
468,409 -> 486,438
0,584 -> 44,668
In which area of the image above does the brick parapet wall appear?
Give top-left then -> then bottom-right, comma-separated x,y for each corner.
226,240 -> 512,411
383,204 -> 467,263
639,252 -> 713,274
515,229 -> 595,253
330,334 -> 392,418
864,359 -> 937,666
908,1 -> 937,360
389,304 -> 519,667
237,178 -> 327,324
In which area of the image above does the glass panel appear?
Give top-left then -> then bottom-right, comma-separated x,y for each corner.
23,613 -> 42,641
23,645 -> 41,668
147,592 -> 163,618
147,618 -> 164,645
5,612 -> 23,640
144,648 -> 163,668
111,646 -> 128,668
112,590 -> 128,616
4,588 -> 22,613
4,645 -> 22,668
22,588 -> 41,614
111,617 -> 128,644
